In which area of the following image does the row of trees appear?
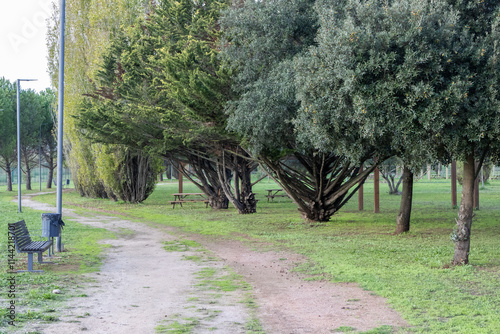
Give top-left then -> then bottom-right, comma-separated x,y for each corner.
0,78 -> 57,191
46,0 -> 161,203
49,0 -> 500,265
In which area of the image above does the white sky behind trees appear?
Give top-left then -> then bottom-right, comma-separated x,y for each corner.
0,0 -> 54,92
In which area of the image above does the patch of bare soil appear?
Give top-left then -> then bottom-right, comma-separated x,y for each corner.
20,194 -> 408,333
190,235 -> 408,333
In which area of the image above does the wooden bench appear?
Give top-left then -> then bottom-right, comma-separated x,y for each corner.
265,189 -> 290,202
170,193 -> 209,209
8,220 -> 53,272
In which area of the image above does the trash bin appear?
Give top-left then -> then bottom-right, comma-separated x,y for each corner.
41,213 -> 65,238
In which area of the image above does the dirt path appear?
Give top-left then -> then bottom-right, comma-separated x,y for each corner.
19,196 -> 250,334
20,195 -> 408,333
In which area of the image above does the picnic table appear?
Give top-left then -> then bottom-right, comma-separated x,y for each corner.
265,189 -> 290,202
170,193 -> 209,209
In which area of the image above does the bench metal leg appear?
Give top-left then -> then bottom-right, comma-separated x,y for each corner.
17,253 -> 44,273
37,252 -> 53,264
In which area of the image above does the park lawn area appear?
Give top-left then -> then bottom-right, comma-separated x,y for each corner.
0,186 -> 114,331
34,178 -> 500,333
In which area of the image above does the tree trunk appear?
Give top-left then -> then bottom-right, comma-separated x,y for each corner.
451,160 -> 457,208
358,165 -> 364,211
239,158 -> 257,213
395,166 -> 413,234
216,151 -> 256,214
474,161 -> 479,210
47,167 -> 54,189
261,153 -> 378,222
25,166 -> 32,190
374,166 -> 380,213
4,163 -> 13,191
452,153 -> 476,265
208,189 -> 229,209
175,154 -> 230,210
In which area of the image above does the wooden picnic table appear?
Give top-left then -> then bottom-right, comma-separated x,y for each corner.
265,189 -> 290,202
170,193 -> 209,209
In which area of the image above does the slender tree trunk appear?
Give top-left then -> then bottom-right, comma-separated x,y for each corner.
47,167 -> 54,189
474,161 -> 479,210
374,166 -> 380,213
4,163 -> 13,191
25,166 -> 32,190
358,165 -> 364,211
452,154 -> 475,265
451,161 -> 457,208
395,166 -> 413,234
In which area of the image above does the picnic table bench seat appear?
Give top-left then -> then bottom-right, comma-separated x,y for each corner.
8,220 -> 53,272
265,189 -> 290,202
170,193 -> 209,209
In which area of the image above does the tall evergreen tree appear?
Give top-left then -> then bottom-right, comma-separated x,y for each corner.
78,0 -> 261,213
220,0 -> 380,222
46,0 -> 159,202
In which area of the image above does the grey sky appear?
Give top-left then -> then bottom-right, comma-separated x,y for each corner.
0,0 -> 54,92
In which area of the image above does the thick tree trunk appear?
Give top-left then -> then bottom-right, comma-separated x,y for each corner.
208,189 -> 229,209
452,153 -> 475,265
395,166 -> 413,234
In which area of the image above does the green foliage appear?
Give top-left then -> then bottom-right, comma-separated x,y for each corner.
77,0 -> 233,154
46,0 -> 155,200
294,0 -> 500,165
294,0 -> 458,166
0,78 -> 17,186
220,0 -> 318,155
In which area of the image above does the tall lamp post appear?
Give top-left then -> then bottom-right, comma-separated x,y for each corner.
56,0 -> 66,252
16,79 -> 37,213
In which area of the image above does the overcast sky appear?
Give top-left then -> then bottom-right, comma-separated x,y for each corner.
0,0 -> 54,92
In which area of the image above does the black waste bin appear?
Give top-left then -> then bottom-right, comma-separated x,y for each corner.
41,213 -> 65,238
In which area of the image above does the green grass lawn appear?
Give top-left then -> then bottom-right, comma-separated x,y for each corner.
14,178 -> 500,333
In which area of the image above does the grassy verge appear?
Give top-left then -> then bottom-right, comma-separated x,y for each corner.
34,179 -> 500,333
0,186 -> 114,332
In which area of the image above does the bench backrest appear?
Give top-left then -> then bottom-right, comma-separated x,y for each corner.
8,220 -> 32,253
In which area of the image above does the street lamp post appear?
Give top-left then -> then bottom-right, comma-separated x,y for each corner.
56,0 -> 66,252
16,79 -> 37,213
